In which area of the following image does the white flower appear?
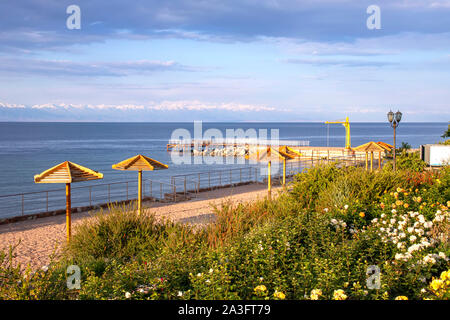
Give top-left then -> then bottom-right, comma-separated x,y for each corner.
178,291 -> 183,297
344,205 -> 349,210
391,209 -> 397,214
418,215 -> 425,223
423,255 -> 436,265
41,265 -> 49,272
209,268 -> 214,274
197,273 -> 203,277
439,252 -> 447,260
125,292 -> 132,299
421,240 -> 431,247
424,221 -> 433,229
407,244 -> 421,254
409,235 -> 417,242
324,208 -> 329,213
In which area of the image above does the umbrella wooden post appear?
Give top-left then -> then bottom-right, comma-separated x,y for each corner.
365,152 -> 368,171
378,152 -> 381,170
283,158 -> 286,186
138,170 -> 143,215
268,161 -> 271,200
66,183 -> 71,242
370,152 -> 374,172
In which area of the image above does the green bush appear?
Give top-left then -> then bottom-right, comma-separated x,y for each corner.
383,151 -> 427,172
2,164 -> 449,300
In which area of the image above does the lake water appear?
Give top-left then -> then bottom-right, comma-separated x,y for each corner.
0,122 -> 447,218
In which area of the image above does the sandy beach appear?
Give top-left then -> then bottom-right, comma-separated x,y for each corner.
0,183 -> 281,270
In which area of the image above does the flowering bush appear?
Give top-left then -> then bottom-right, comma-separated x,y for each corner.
1,164 -> 448,300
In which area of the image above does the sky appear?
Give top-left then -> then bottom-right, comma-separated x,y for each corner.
0,0 -> 449,122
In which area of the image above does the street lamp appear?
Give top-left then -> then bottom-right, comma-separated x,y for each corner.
387,110 -> 402,171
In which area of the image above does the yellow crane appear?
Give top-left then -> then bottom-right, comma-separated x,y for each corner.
325,116 -> 351,150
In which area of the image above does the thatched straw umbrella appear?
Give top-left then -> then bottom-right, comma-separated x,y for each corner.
34,161 -> 103,242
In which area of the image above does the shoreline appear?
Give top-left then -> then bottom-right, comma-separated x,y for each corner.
0,182 -> 281,270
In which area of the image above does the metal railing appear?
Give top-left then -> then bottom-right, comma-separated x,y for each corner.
0,153 -> 369,221
170,166 -> 260,193
0,178 -> 179,220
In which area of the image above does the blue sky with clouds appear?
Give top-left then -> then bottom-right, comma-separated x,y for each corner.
0,0 -> 449,121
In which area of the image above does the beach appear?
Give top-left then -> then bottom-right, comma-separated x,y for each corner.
0,182 -> 281,270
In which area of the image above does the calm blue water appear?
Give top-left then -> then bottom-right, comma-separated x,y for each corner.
0,122 -> 447,196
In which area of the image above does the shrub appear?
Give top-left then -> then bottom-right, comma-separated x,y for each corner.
2,163 -> 448,300
383,151 -> 427,172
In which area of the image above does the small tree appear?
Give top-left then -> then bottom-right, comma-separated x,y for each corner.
398,141 -> 411,156
442,124 -> 450,138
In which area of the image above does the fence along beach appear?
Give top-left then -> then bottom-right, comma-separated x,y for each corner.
0,139 -> 374,224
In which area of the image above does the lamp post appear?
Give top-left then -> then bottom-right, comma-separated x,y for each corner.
387,110 -> 402,171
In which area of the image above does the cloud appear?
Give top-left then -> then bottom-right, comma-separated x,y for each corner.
264,32 -> 450,56
0,57 -> 195,77
284,57 -> 396,68
1,0 -> 450,53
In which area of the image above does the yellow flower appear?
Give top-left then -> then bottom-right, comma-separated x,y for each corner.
396,187 -> 403,193
395,296 -> 408,300
447,201 -> 450,207
359,212 -> 365,218
394,192 -> 399,199
440,270 -> 450,281
332,289 -> 347,300
310,289 -> 322,300
273,290 -> 286,300
254,285 -> 267,293
430,279 -> 444,292
403,203 -> 409,209
395,200 -> 403,206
